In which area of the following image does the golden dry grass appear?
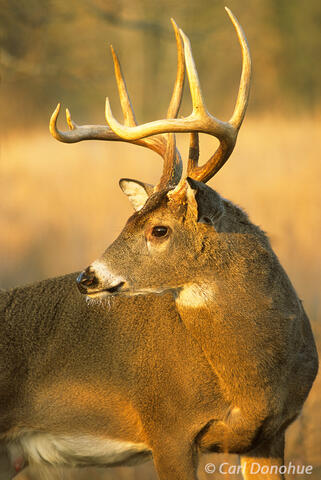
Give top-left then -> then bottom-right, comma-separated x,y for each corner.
1,115 -> 320,479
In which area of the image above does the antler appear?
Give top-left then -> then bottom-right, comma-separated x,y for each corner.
105,8 -> 251,189
49,19 -> 184,190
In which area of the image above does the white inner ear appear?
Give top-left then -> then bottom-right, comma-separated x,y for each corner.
120,180 -> 151,211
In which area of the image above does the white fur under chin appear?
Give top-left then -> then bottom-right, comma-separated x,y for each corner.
176,283 -> 215,309
16,432 -> 150,467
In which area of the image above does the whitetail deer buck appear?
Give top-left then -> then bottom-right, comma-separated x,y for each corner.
0,8 -> 318,480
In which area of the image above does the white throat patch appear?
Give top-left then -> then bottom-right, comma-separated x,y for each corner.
176,283 -> 215,309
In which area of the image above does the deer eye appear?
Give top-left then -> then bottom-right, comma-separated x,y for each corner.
151,226 -> 169,237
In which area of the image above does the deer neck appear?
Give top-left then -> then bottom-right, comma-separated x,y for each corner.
173,279 -> 273,407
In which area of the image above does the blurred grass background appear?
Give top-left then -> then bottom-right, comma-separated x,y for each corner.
1,0 -> 320,479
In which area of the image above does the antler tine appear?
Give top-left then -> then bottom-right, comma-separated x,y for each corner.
167,18 -> 185,119
156,18 -> 185,191
105,9 -> 251,186
226,7 -> 251,130
110,45 -> 137,127
109,46 -> 170,164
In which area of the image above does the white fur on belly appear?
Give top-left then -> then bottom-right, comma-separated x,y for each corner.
18,432 -> 150,467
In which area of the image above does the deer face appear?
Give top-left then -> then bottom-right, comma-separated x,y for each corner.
77,179 -> 227,299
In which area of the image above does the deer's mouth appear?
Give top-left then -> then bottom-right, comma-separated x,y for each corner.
85,281 -> 127,298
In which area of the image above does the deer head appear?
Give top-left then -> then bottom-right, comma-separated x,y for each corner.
50,8 -> 252,302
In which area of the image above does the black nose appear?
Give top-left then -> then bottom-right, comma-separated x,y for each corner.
77,267 -> 98,294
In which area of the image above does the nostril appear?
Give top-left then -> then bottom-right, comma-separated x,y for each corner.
76,267 -> 98,293
82,267 -> 96,285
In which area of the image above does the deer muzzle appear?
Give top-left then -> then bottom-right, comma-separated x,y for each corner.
76,264 -> 127,296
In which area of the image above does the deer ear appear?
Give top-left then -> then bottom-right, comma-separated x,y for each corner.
119,178 -> 154,211
186,177 -> 224,228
